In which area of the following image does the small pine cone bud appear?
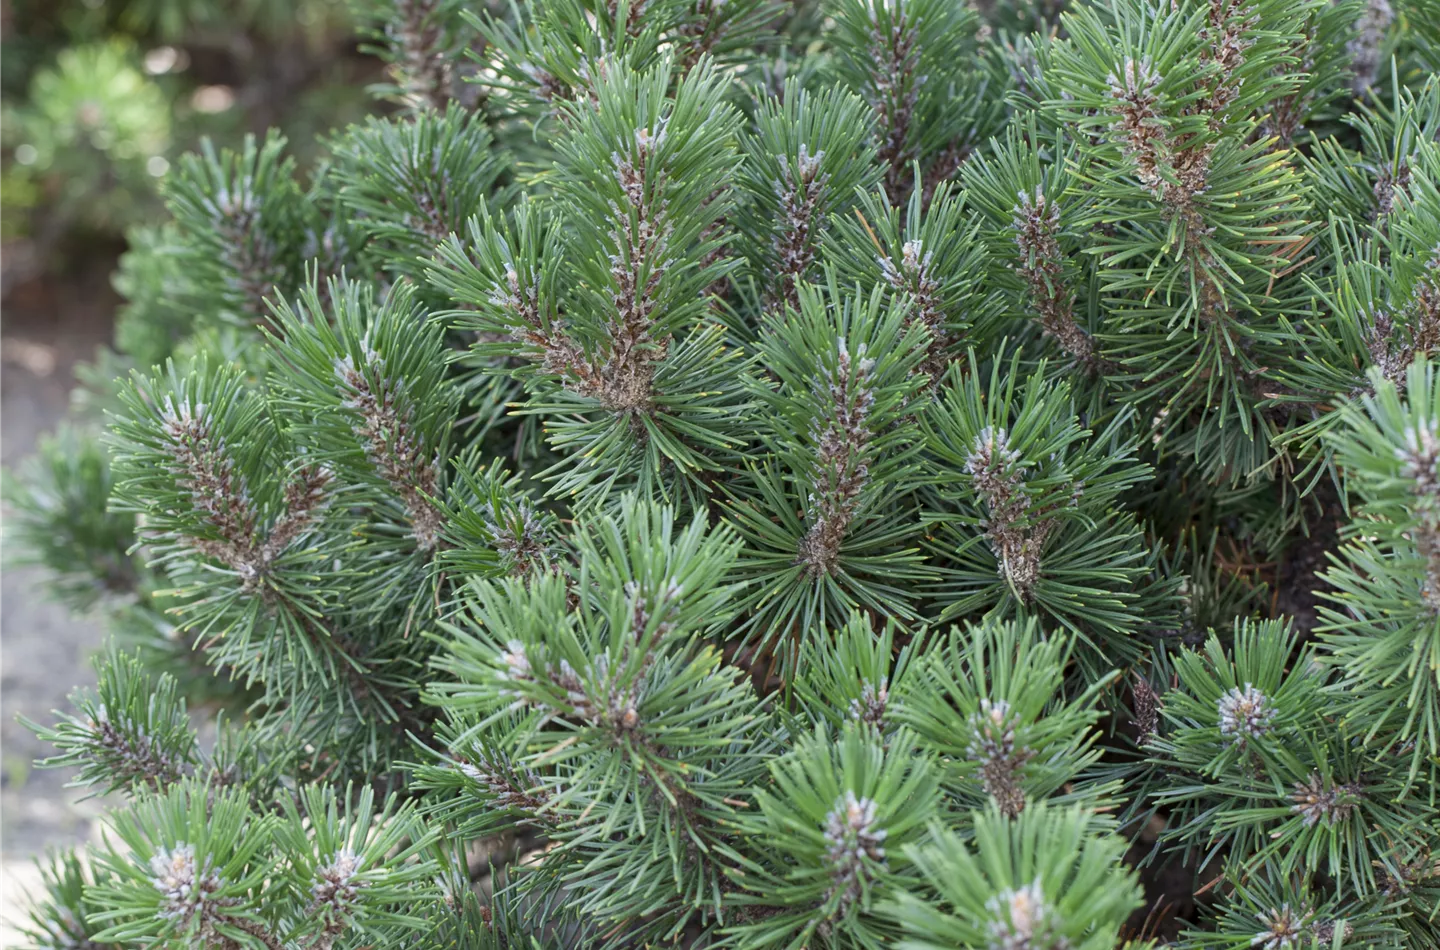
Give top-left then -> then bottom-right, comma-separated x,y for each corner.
1105,57 -> 1167,192
965,427 -> 1023,495
986,880 -> 1062,950
498,640 -> 532,682
1217,683 -> 1276,745
968,699 -> 1031,817
1253,903 -> 1311,950
149,844 -> 227,926
968,699 -> 1018,759
848,681 -> 889,725
1290,774 -> 1363,827
822,791 -> 887,910
311,848 -> 366,914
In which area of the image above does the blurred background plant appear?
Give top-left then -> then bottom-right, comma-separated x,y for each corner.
0,0 -> 373,300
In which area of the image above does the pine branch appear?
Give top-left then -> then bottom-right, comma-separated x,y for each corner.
797,339 -> 876,575
335,350 -> 446,551
1010,185 -> 1102,370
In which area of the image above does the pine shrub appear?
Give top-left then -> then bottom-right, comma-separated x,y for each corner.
9,0 -> 1440,946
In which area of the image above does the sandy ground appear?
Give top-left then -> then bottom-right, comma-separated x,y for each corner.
1,266 -> 118,945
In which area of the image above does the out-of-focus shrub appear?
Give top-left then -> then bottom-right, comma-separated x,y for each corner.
2,40 -> 171,237
1,0 -> 364,292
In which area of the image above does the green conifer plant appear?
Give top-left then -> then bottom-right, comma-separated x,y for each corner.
8,0 -> 1440,946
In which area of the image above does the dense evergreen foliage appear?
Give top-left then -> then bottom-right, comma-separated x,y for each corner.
9,0 -> 1440,946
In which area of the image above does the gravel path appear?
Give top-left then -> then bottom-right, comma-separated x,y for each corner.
1,266 -> 118,944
